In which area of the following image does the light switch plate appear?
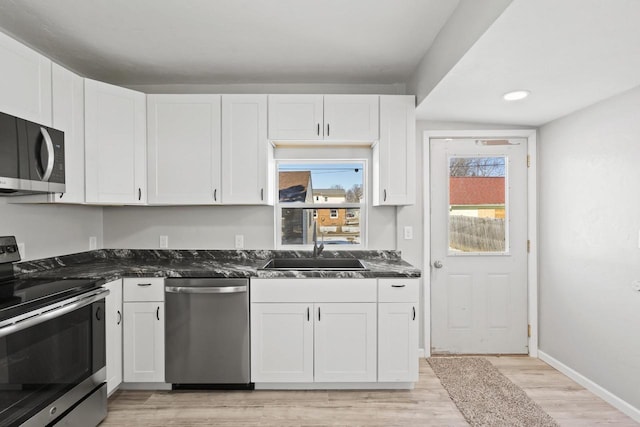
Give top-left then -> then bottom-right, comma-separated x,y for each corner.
235,235 -> 244,249
403,226 -> 413,240
160,235 -> 169,248
89,236 -> 97,250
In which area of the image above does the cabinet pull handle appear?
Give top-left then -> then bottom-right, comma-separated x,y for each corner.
317,123 -> 320,136
391,284 -> 406,288
117,310 -> 122,325
412,306 -> 416,321
95,306 -> 102,321
327,123 -> 330,136
307,307 -> 310,321
384,189 -> 387,202
261,188 -> 264,201
214,188 -> 217,201
318,306 -> 321,321
137,283 -> 152,287
156,306 -> 160,321
59,193 -> 64,199
138,188 -> 142,201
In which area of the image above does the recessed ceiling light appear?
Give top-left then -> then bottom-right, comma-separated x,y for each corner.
503,90 -> 530,101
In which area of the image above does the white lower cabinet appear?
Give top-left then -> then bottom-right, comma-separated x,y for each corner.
377,279 -> 420,382
250,303 -> 314,382
250,278 -> 379,384
314,303 -> 377,382
250,278 -> 419,387
122,278 -> 165,383
104,280 -> 123,395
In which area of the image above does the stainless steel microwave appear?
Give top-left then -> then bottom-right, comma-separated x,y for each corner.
0,111 -> 65,195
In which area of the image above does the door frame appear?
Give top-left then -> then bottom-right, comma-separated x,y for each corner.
423,129 -> 538,357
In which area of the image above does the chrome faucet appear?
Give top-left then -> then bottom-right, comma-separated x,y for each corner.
312,221 -> 324,257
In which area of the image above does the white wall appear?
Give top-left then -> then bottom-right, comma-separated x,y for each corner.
0,200 -> 103,260
538,85 -> 640,410
104,146 -> 397,250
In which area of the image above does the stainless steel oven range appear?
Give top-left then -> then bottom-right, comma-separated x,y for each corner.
0,236 -> 108,426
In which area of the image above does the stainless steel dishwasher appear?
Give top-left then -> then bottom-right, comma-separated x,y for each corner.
165,278 -> 251,389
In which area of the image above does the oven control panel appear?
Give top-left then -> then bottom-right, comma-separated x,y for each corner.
0,236 -> 20,264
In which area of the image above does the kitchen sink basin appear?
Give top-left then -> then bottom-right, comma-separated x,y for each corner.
260,258 -> 368,271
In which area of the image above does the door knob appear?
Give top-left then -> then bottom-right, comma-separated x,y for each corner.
433,260 -> 443,269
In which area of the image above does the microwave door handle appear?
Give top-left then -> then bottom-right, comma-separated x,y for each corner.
40,127 -> 55,182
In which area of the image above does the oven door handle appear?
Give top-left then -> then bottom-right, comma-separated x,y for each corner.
0,288 -> 109,339
165,285 -> 247,294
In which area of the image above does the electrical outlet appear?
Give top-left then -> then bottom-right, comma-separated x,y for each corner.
89,236 -> 97,250
403,226 -> 413,240
160,235 -> 169,249
17,243 -> 25,259
235,235 -> 244,249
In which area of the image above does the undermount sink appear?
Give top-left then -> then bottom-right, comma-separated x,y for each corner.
260,258 -> 368,271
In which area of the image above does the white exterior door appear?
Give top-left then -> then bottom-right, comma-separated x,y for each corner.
430,138 -> 528,354
314,303 -> 377,382
250,303 -> 314,383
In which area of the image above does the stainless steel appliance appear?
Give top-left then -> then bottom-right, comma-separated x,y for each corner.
0,111 -> 65,195
0,236 -> 108,426
165,278 -> 251,388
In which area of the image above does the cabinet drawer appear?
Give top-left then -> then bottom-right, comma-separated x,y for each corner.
251,278 -> 377,303
123,278 -> 165,302
378,278 -> 419,302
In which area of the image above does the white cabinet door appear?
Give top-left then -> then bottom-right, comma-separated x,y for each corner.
268,95 -> 323,140
314,303 -> 377,382
104,280 -> 123,395
147,95 -> 221,204
323,95 -> 378,142
221,95 -> 272,204
251,303 -> 314,383
0,31 -> 51,125
51,64 -> 85,203
373,95 -> 415,206
123,302 -> 165,382
378,303 -> 418,382
85,78 -> 146,204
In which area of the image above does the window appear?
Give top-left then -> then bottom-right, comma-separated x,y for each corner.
277,161 -> 365,248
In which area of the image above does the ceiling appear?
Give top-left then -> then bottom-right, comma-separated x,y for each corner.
1,0 -> 639,127
416,0 -> 640,126
0,0 -> 458,86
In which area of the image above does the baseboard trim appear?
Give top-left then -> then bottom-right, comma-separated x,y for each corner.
418,348 -> 425,358
538,350 -> 640,423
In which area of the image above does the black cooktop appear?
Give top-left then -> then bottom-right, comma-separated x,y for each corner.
0,236 -> 104,324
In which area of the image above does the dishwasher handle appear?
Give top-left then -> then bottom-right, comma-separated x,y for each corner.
165,285 -> 247,294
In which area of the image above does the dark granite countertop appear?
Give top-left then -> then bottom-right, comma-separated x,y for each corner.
13,249 -> 421,283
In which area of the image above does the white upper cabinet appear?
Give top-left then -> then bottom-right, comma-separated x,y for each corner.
373,95 -> 416,206
323,95 -> 379,142
268,94 -> 378,142
84,78 -> 146,204
51,64 -> 85,203
147,95 -> 221,204
0,31 -> 52,125
268,95 -> 323,140
221,95 -> 273,205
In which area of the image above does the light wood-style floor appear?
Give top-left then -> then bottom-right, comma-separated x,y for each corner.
103,357 -> 637,426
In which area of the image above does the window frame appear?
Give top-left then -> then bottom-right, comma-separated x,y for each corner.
275,159 -> 368,250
